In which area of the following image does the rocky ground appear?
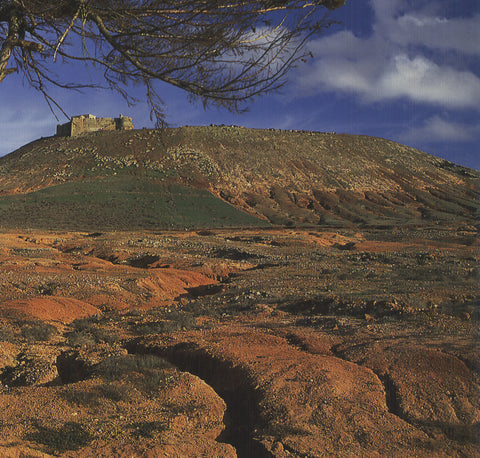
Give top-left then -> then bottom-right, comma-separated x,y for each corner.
2,126 -> 478,230
0,226 -> 478,457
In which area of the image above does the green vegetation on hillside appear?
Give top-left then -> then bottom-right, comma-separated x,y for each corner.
0,126 -> 478,230
0,176 -> 268,230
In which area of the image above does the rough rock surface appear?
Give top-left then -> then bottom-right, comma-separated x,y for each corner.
128,324 -> 479,457
0,127 -> 477,229
1,298 -> 100,323
0,228 -> 478,456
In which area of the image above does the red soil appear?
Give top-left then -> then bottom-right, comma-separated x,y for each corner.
1,298 -> 100,323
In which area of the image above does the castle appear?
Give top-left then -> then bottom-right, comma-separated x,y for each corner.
56,114 -> 133,137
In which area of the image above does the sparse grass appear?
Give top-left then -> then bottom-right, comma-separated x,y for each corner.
0,177 -> 268,230
98,383 -> 133,402
130,420 -> 168,438
63,387 -> 103,407
0,325 -> 15,342
132,321 -> 182,334
95,354 -> 173,392
21,321 -> 58,341
130,309 -> 197,335
64,382 -> 132,406
213,247 -> 260,261
67,316 -> 119,347
66,332 -> 98,348
37,282 -> 58,295
25,422 -> 93,453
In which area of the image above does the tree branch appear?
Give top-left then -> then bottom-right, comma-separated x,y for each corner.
0,1 -> 345,123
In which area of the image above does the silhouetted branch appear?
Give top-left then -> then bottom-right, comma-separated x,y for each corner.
0,0 -> 345,124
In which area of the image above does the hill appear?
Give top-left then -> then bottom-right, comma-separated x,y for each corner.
0,125 -> 478,230
0,125 -> 479,457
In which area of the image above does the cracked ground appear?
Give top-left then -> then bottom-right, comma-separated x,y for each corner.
0,226 -> 478,457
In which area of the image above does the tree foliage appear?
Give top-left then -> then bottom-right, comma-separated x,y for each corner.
0,0 -> 345,123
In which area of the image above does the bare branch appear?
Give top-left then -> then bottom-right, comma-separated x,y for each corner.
0,0 -> 346,123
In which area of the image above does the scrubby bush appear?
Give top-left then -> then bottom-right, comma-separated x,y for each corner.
95,354 -> 173,392
0,325 -> 15,342
96,354 -> 172,380
26,422 -> 92,453
130,309 -> 197,335
131,321 -> 180,334
21,322 -> 58,341
66,332 -> 97,348
67,317 -> 119,347
64,383 -> 132,406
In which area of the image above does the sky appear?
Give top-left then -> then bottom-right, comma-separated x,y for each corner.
1,0 -> 479,170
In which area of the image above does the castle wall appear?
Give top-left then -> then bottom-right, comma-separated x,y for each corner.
71,117 -> 116,136
56,115 -> 133,137
116,116 -> 134,131
56,122 -> 72,137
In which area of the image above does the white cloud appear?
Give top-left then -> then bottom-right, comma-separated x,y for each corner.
401,116 -> 480,143
371,0 -> 480,54
296,0 -> 480,108
393,13 -> 480,55
378,55 -> 480,107
370,0 -> 404,27
299,50 -> 480,108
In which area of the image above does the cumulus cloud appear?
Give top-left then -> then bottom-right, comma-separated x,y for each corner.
401,116 -> 480,143
297,0 -> 480,109
371,0 -> 480,54
393,14 -> 480,55
378,55 -> 480,107
379,0 -> 480,56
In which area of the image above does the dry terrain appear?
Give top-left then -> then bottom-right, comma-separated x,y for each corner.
0,126 -> 478,456
0,226 -> 478,457
1,126 -> 478,230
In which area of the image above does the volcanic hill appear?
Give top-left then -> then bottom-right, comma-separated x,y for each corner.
0,125 -> 478,230
0,125 -> 479,457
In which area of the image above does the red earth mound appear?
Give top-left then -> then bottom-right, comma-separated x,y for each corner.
1,297 -> 100,323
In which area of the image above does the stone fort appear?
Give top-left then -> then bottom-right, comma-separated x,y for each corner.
56,114 -> 133,137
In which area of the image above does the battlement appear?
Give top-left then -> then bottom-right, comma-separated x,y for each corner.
56,114 -> 133,137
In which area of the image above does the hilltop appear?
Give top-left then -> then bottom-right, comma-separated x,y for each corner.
0,125 -> 479,456
0,125 -> 478,230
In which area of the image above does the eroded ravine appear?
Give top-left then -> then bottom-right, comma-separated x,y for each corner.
1,227 -> 478,456
126,340 -> 270,457
125,327 -> 457,457
332,338 -> 480,448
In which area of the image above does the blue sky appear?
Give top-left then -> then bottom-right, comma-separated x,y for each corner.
1,0 -> 479,169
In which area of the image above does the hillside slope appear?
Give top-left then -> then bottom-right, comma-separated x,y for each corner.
0,126 -> 478,230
